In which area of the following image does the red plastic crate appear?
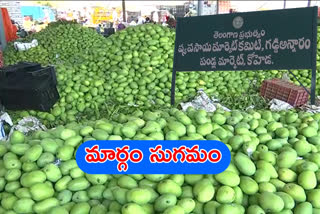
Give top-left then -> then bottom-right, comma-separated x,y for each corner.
260,79 -> 309,107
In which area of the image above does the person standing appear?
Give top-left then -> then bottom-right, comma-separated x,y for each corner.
164,11 -> 170,23
152,11 -> 159,23
119,11 -> 128,23
145,17 -> 151,23
80,7 -> 86,20
137,16 -> 145,25
112,8 -> 118,31
43,8 -> 50,24
112,8 -> 118,23
72,10 -> 79,22
85,8 -> 92,25
166,17 -> 176,28
67,9 -> 73,21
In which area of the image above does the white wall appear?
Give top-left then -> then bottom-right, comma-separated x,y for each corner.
231,1 -> 315,12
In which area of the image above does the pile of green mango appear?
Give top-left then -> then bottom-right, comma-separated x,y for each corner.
0,22 -> 289,126
4,20 -> 106,65
1,107 -> 320,213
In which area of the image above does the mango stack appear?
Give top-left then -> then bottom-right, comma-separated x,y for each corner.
4,21 -> 106,65
3,22 -> 280,127
0,107 -> 320,213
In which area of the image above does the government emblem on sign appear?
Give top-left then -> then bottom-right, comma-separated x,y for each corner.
233,16 -> 244,29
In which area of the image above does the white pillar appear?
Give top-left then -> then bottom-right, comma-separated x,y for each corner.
197,0 -> 203,16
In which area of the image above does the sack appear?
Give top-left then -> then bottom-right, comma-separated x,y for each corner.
14,39 -> 38,51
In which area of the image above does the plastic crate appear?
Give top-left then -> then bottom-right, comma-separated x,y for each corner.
0,64 -> 57,86
0,65 -> 59,112
0,84 -> 60,111
260,79 -> 309,107
0,62 -> 41,73
0,79 -> 59,111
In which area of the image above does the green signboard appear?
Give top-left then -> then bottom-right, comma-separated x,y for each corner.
171,7 -> 318,105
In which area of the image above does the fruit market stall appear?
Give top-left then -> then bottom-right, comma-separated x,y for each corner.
0,1 -> 23,27
1,4 -> 320,214
20,6 -> 56,25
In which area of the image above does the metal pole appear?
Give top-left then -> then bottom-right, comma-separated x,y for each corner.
171,69 -> 177,105
171,19 -> 179,106
0,9 -> 7,51
288,70 -> 311,95
122,0 -> 126,22
197,0 -> 203,16
308,0 -> 311,7
216,0 -> 219,14
310,6 -> 318,105
283,0 -> 286,9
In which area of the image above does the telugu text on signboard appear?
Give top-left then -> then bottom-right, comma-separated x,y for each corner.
171,7 -> 318,105
178,29 -> 311,70
173,7 -> 317,71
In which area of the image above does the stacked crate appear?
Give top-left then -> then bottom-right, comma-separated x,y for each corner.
218,0 -> 231,14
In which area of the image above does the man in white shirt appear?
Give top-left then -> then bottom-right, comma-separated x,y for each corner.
112,8 -> 118,23
137,16 -> 145,25
119,11 -> 128,23
152,11 -> 159,23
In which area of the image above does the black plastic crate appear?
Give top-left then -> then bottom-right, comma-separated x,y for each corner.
0,62 -> 41,73
0,64 -> 59,112
0,77 -> 60,112
0,65 -> 57,86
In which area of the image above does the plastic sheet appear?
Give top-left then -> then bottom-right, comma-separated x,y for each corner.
53,158 -> 62,167
0,112 -> 13,141
14,39 -> 38,51
299,104 -> 320,113
246,105 -> 255,111
269,99 -> 293,111
180,89 -> 230,112
7,116 -> 46,141
281,73 -> 290,82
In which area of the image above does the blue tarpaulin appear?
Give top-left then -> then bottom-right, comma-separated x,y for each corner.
20,6 -> 55,22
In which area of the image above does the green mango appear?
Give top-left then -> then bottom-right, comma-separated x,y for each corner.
20,170 -> 46,188
30,183 -> 55,201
